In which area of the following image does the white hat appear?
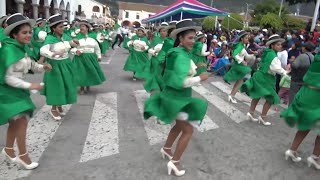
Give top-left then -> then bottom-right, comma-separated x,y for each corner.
265,34 -> 285,47
47,14 -> 65,27
4,13 -> 36,35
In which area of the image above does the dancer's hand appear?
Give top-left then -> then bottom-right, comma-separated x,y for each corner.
53,52 -> 64,57
29,83 -> 44,91
43,64 -> 52,71
76,50 -> 82,56
196,63 -> 207,68
141,46 -> 145,50
199,72 -> 209,81
73,39 -> 79,45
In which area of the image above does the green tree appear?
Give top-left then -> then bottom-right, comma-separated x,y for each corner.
285,0 -> 316,5
221,13 -> 244,30
251,0 -> 290,26
284,16 -> 306,30
260,13 -> 284,30
202,16 -> 216,30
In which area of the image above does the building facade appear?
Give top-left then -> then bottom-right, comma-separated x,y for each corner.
118,1 -> 166,26
1,0 -> 114,24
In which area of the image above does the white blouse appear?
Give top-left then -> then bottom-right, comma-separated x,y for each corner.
5,55 -> 44,89
133,39 -> 149,52
37,30 -> 47,42
268,57 -> 287,76
200,43 -> 210,56
40,40 -> 75,60
71,36 -> 101,59
183,60 -> 201,88
234,48 -> 256,64
148,43 -> 164,57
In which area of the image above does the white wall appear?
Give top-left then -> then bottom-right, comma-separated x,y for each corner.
0,0 -> 6,16
74,0 -> 104,20
120,9 -> 155,24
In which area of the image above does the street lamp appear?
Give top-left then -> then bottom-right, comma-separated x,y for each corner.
245,3 -> 252,28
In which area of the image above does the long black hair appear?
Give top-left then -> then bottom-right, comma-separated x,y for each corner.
162,29 -> 196,76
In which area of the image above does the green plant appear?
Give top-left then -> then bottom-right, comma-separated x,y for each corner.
284,16 -> 306,30
260,13 -> 284,30
202,16 -> 216,30
221,13 -> 243,30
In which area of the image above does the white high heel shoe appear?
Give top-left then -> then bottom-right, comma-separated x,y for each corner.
167,160 -> 185,176
246,112 -> 258,122
49,110 -> 61,121
57,107 -> 66,116
228,95 -> 237,104
1,147 -> 16,163
160,147 -> 172,160
307,156 -> 320,170
16,153 -> 39,170
258,116 -> 272,126
285,149 -> 302,162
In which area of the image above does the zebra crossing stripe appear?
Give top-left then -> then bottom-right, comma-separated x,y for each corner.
192,85 -> 246,123
80,92 -> 119,163
134,90 -> 219,146
0,105 -> 71,180
210,82 -> 276,115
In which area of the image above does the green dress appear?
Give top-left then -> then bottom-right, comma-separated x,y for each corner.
240,48 -> 281,105
0,39 -> 37,125
157,37 -> 175,64
143,37 -> 166,92
281,53 -> 320,133
73,32 -> 106,86
191,40 -> 208,76
144,47 -> 208,124
123,35 -> 151,79
40,34 -> 77,105
31,27 -> 47,60
224,42 -> 252,82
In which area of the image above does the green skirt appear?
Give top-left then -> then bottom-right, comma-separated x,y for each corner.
41,58 -> 77,105
240,71 -> 280,105
281,86 -> 320,132
122,37 -> 130,49
0,84 -> 35,125
100,40 -> 109,54
224,61 -> 251,82
144,87 -> 207,124
143,56 -> 165,92
73,53 -> 106,86
123,50 -> 151,79
32,41 -> 43,60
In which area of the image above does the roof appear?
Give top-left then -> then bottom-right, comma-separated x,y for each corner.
118,1 -> 167,13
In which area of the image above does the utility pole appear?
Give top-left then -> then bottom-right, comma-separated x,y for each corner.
279,0 -> 284,17
311,0 -> 320,32
210,0 -> 213,7
245,3 -> 251,28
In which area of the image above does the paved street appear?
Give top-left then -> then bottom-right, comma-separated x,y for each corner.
0,47 -> 319,180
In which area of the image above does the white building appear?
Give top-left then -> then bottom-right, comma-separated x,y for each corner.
1,0 -> 73,20
0,0 -> 114,24
74,0 -> 113,24
118,1 -> 166,27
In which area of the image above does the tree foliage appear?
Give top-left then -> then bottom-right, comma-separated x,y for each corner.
251,0 -> 290,26
260,13 -> 284,30
221,13 -> 243,30
285,0 -> 316,5
284,16 -> 306,30
202,16 -> 216,30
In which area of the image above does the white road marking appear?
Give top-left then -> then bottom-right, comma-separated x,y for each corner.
134,90 -> 219,145
210,81 -> 276,115
0,105 -> 71,180
80,92 -> 119,163
106,50 -> 116,64
193,85 -> 246,123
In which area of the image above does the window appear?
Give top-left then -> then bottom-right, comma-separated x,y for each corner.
92,6 -> 100,12
136,13 -> 140,20
125,11 -> 129,18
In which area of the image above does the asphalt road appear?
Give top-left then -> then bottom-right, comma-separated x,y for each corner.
0,47 -> 319,180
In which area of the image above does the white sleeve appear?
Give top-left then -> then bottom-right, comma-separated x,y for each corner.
148,48 -> 155,56
40,44 -> 54,58
94,40 -> 102,59
69,40 -> 78,47
244,49 -> 256,62
201,44 -> 210,56
234,49 -> 245,64
5,65 -> 31,89
269,57 -> 287,75
183,76 -> 201,88
30,60 -> 44,73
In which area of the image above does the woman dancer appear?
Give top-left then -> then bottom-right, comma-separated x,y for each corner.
191,31 -> 210,76
0,13 -> 52,169
31,18 -> 47,61
281,52 -> 320,170
224,31 -> 256,103
123,27 -> 150,80
240,35 -> 288,125
72,20 -> 106,94
40,14 -> 78,120
144,20 -> 208,176
143,22 -> 168,93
